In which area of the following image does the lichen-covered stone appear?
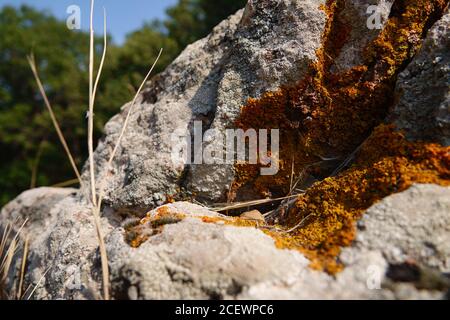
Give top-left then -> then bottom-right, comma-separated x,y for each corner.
331,0 -> 394,72
1,0 -> 450,301
388,8 -> 450,146
82,0 -> 328,209
107,203 -> 309,300
239,184 -> 450,299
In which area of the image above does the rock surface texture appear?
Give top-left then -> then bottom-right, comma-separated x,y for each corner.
1,0 -> 449,300
84,0 -> 328,208
388,8 -> 450,146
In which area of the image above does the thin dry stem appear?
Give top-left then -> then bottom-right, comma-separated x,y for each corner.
211,194 -> 301,212
17,236 -> 29,299
0,220 -> 27,299
92,8 -> 108,108
88,0 -> 97,207
25,267 -> 50,300
95,48 -> 163,211
92,205 -> 109,300
284,214 -> 312,233
87,1 -> 110,300
0,224 -> 11,259
289,156 -> 295,194
51,178 -> 80,188
107,48 -> 163,168
27,55 -> 82,184
0,219 -> 28,271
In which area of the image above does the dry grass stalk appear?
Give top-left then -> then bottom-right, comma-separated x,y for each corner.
1,239 -> 16,284
0,220 -> 28,299
0,224 -> 12,260
87,0 -> 98,207
17,236 -> 29,299
0,220 -> 27,272
95,47 -> 163,211
211,194 -> 301,212
27,0 -> 163,300
51,178 -> 80,188
86,1 -> 111,300
27,55 -> 82,185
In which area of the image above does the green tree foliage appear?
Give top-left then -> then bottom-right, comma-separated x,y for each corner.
0,5 -> 93,204
0,0 -> 247,206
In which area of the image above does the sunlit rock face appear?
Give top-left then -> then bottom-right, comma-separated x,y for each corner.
1,1 -> 450,300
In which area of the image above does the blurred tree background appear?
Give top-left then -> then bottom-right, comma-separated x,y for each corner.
0,0 -> 247,205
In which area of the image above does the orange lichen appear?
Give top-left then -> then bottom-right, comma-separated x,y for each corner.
271,125 -> 449,273
201,215 -> 262,229
125,206 -> 186,248
124,1 -> 450,273
232,0 -> 449,201
230,0 -> 450,273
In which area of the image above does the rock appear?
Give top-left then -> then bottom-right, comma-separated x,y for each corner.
2,183 -> 450,300
107,203 -> 309,300
388,8 -> 450,146
239,184 -> 450,300
352,184 -> 450,273
331,0 -> 394,72
0,188 -> 116,300
83,0 -> 328,209
239,210 -> 265,223
1,1 -> 450,301
341,184 -> 450,299
83,11 -> 243,211
109,184 -> 449,300
0,187 -> 76,242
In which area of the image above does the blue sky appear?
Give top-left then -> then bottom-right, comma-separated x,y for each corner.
0,0 -> 178,44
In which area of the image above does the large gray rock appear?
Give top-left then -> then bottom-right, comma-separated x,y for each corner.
1,1 -> 449,301
0,187 -> 76,241
2,183 -> 450,300
84,0 -> 328,209
107,184 -> 450,300
353,184 -> 450,273
0,188 -> 117,299
107,203 -> 311,300
388,8 -> 450,145
86,0 -> 405,211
